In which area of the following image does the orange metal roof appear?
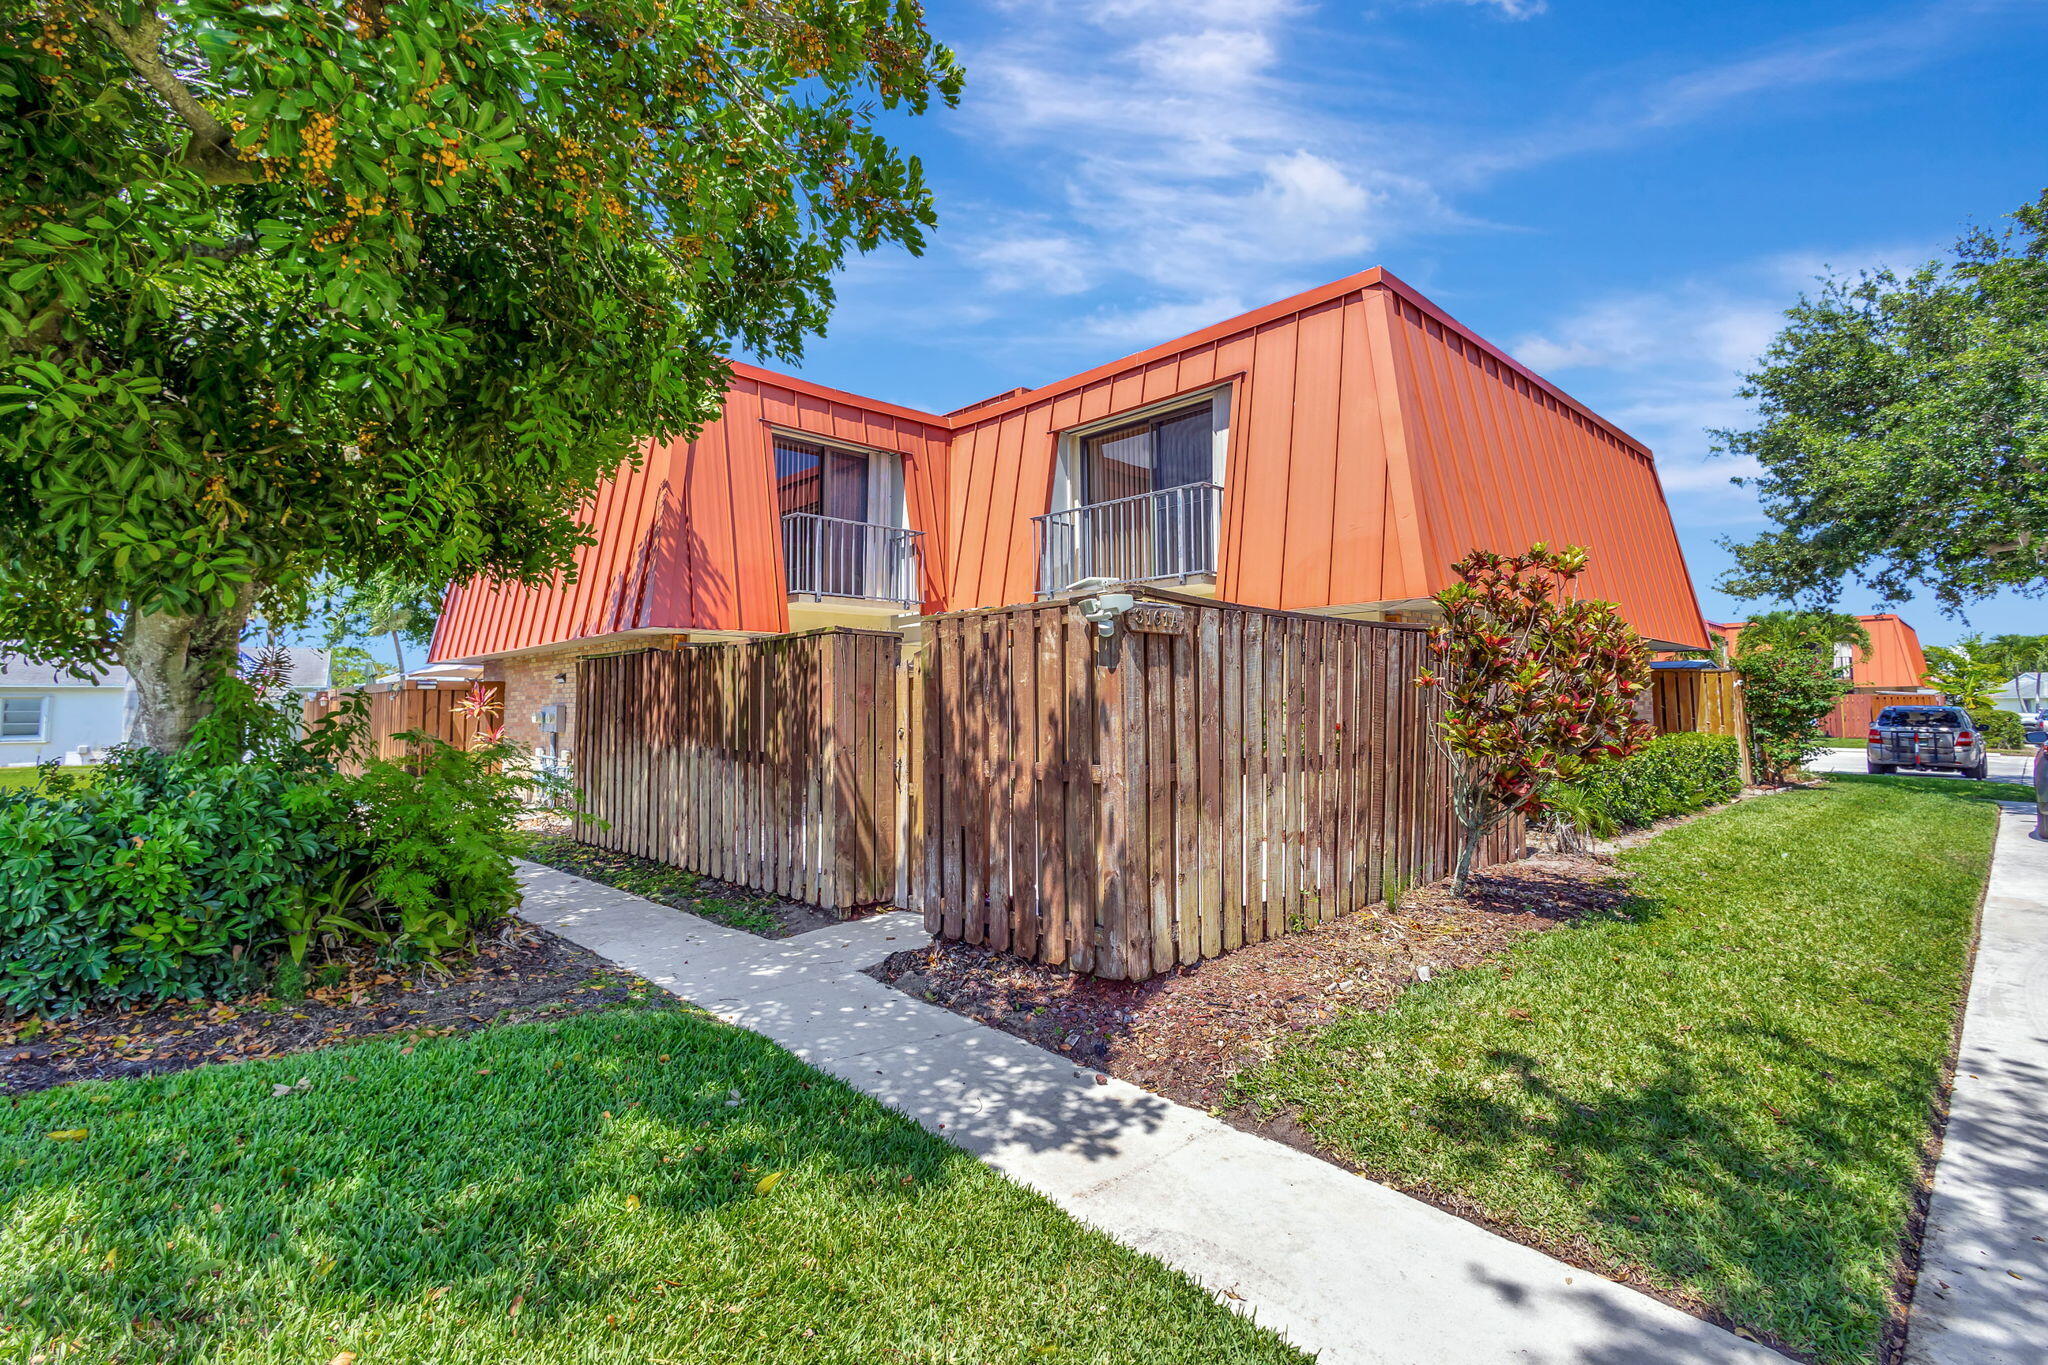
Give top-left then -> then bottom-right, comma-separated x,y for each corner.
433,268 -> 1712,661
1707,614 -> 1929,688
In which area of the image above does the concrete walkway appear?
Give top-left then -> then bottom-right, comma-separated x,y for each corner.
516,860 -> 1786,1365
1907,801 -> 2048,1364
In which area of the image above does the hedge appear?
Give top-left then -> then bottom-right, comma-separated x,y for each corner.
1575,731 -> 1744,832
1975,709 -> 2028,750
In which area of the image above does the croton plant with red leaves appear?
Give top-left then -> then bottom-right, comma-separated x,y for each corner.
1419,544 -> 1653,894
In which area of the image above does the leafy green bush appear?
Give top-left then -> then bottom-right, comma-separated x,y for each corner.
1570,732 -> 1744,832
332,734 -> 528,961
1975,709 -> 2028,750
0,675 -> 530,1019
1736,649 -> 1850,781
0,682 -> 350,1017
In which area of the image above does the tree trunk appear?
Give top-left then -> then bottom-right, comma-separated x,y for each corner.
391,630 -> 408,678
1450,810 -> 1484,897
123,597 -> 254,753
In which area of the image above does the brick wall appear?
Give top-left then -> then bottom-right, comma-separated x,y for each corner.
479,634 -> 687,765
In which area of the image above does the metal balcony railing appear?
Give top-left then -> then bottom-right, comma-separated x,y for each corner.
1033,482 -> 1222,596
781,512 -> 923,605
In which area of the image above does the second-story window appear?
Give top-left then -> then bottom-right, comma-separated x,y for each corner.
1080,401 -> 1214,505
774,437 -> 869,523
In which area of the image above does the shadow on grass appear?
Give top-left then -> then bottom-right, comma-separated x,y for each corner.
0,1008 -> 1286,1363
1418,1020 -> 1929,1360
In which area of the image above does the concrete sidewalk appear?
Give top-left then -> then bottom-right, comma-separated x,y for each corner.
1906,802 -> 2048,1364
516,859 -> 1786,1365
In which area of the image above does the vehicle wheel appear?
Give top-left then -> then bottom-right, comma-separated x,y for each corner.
1972,759 -> 1990,781
1867,762 -> 1894,775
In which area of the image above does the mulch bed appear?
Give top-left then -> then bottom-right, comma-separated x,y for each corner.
0,923 -> 672,1096
870,856 -> 1629,1111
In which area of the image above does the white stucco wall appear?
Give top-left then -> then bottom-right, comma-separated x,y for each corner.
0,685 -> 129,766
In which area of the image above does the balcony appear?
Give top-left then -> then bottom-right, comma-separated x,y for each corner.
782,512 -> 923,606
1033,482 -> 1222,596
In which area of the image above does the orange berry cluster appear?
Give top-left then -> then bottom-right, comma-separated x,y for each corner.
422,134 -> 470,187
30,11 -> 77,66
299,110 -> 339,180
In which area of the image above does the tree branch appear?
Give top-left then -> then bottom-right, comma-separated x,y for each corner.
88,6 -> 257,186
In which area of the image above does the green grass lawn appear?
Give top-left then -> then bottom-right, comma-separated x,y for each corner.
1235,775 -> 2016,1364
1,1008 -> 1303,1365
0,765 -> 96,791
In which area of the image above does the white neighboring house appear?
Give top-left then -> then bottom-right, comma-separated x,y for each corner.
0,647 -> 330,766
0,656 -> 130,766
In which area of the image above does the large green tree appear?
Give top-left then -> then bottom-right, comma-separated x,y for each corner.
0,0 -> 959,750
1716,189 -> 2048,611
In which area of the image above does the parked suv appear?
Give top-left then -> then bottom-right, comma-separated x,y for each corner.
1867,705 -> 1989,779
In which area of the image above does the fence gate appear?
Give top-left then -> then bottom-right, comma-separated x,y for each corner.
574,630 -> 901,913
914,592 -> 1520,981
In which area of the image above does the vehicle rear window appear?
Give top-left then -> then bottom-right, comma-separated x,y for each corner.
1876,707 -> 1965,727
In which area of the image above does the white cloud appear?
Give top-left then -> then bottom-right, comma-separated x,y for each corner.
1459,0 -> 2026,177
1510,243 -> 1938,526
1421,0 -> 1548,17
808,0 -> 2026,385
968,232 -> 1098,294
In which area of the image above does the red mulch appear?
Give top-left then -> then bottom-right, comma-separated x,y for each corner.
1,923 -> 671,1096
870,856 -> 1630,1110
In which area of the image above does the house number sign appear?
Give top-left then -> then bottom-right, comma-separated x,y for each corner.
1123,605 -> 1188,636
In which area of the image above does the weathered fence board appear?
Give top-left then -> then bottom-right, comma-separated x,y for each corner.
1650,667 -> 1744,738
302,680 -> 505,769
914,593 -> 1522,981
573,631 -> 900,913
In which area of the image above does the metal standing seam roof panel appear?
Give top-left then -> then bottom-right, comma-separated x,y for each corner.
431,267 -> 1712,663
1373,285 -> 1710,651
428,371 -> 954,663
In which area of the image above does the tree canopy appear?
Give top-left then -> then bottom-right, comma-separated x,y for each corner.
1716,189 -> 2048,612
1727,609 -> 1871,665
0,0 -> 960,748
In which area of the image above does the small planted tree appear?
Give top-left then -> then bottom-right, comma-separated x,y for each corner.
1921,643 -> 2011,712
1419,545 -> 1653,895
1734,648 -> 1847,781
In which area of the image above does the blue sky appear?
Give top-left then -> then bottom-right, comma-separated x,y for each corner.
742,0 -> 2048,648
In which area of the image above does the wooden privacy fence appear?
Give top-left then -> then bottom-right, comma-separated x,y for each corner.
1648,665 -> 1752,786
1649,667 -> 1742,737
574,630 -> 901,913
302,680 -> 505,767
915,593 -> 1521,981
1821,691 -> 1941,739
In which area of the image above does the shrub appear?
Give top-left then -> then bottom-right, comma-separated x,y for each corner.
1975,709 -> 2028,750
1736,649 -> 1849,781
330,735 -> 529,961
1419,544 -> 1652,893
1572,732 -> 1744,832
0,672 -> 531,1019
0,682 -> 351,1017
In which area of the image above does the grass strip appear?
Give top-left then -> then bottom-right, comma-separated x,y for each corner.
1234,775 -> 2011,1363
3,1008 -> 1303,1364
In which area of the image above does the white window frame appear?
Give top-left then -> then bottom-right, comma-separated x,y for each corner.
0,695 -> 49,743
1051,385 -> 1231,513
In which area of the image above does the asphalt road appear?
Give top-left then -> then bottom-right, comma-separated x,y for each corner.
1805,745 -> 2038,784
